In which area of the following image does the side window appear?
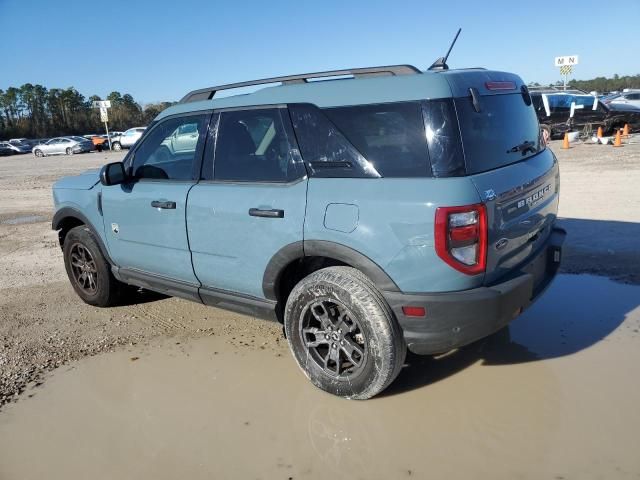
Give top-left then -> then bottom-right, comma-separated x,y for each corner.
131,114 -> 207,181
628,93 -> 640,100
323,102 -> 430,177
211,108 -> 301,182
289,103 -> 380,178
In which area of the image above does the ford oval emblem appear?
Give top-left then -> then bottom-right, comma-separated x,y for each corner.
495,238 -> 509,250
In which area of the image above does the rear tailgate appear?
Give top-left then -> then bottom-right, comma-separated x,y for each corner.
443,70 -> 560,284
470,149 -> 559,284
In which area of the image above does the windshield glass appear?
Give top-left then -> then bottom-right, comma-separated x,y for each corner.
454,93 -> 543,174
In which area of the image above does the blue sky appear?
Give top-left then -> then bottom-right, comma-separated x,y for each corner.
1,0 -> 638,103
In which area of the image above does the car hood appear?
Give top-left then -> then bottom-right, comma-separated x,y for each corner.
53,169 -> 100,190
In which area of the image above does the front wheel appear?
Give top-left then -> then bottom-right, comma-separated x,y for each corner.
65,147 -> 73,155
112,142 -> 122,151
284,267 -> 406,400
34,149 -> 43,157
63,226 -> 123,307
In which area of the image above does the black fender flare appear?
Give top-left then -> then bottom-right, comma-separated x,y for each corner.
52,207 -> 114,266
262,240 -> 400,301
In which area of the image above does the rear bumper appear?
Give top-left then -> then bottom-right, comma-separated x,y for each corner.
383,227 -> 566,355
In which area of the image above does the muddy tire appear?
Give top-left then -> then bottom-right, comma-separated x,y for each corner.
284,266 -> 406,400
63,226 -> 122,307
112,142 -> 122,151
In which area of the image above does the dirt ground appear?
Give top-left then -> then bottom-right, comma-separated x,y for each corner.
1,140 -> 639,479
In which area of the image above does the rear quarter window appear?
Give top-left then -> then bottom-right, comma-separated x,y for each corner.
323,102 -> 430,177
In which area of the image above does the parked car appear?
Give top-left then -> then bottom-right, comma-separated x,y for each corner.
33,137 -> 95,157
0,141 -> 31,154
110,128 -> 146,151
604,91 -> 640,109
52,64 -> 565,399
0,145 -> 15,156
531,92 -> 640,138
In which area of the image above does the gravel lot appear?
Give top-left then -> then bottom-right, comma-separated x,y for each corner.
0,141 -> 639,479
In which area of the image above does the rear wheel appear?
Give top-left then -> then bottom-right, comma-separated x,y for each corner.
284,267 -> 406,400
65,147 -> 73,155
34,149 -> 43,157
112,142 -> 122,151
63,226 -> 122,307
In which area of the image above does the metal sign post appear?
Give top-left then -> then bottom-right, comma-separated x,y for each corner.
554,55 -> 579,91
92,100 -> 112,149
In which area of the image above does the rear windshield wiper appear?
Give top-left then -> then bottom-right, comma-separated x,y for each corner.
507,140 -> 536,156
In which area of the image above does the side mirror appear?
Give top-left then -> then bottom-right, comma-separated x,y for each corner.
100,162 -> 127,186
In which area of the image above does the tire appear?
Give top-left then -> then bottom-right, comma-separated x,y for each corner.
65,147 -> 73,155
112,142 -> 122,151
284,266 -> 406,400
34,149 -> 43,157
540,124 -> 551,144
63,226 -> 122,307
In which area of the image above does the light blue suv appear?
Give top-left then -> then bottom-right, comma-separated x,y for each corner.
52,64 -> 565,399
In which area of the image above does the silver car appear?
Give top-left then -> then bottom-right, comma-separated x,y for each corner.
111,127 -> 146,151
32,137 -> 94,157
605,91 -> 640,109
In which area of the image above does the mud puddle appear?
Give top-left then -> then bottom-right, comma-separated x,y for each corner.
1,274 -> 639,480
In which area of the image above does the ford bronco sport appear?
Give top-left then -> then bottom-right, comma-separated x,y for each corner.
52,63 -> 565,399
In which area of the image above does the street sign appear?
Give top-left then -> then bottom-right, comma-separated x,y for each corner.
100,107 -> 108,123
554,55 -> 579,67
92,100 -> 112,108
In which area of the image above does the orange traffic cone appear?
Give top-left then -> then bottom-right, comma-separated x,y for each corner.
562,132 -> 570,149
596,126 -> 603,138
613,129 -> 623,147
623,124 -> 630,137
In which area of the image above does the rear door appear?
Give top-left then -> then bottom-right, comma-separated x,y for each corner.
187,107 -> 307,300
101,113 -> 210,285
450,79 -> 560,283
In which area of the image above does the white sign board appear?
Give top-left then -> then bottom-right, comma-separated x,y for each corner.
554,55 -> 579,67
92,100 -> 112,108
100,107 -> 108,122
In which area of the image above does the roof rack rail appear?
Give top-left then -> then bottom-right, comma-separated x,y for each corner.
179,64 -> 422,103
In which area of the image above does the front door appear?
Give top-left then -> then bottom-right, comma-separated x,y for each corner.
101,112 -> 210,285
187,108 -> 307,299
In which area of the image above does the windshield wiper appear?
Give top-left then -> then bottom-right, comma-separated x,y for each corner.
507,140 -> 536,156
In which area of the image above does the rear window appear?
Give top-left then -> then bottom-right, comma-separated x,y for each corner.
454,93 -> 542,174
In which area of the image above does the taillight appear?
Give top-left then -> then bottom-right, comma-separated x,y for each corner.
434,204 -> 487,275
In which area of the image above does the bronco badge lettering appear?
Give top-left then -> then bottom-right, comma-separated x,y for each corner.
517,184 -> 551,209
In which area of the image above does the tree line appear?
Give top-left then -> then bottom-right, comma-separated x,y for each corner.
0,84 -> 174,140
529,73 -> 640,93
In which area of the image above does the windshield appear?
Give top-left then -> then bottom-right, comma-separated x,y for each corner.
454,93 -> 543,174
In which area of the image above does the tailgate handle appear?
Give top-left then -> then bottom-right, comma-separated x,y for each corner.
151,200 -> 176,209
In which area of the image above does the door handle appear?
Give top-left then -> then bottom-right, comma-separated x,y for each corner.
248,208 -> 284,218
151,200 -> 176,209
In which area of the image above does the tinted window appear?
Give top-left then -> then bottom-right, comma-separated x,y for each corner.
455,93 -> 542,174
132,114 -> 207,181
323,102 -> 429,177
289,104 -> 380,178
212,108 -> 300,182
423,99 -> 464,177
